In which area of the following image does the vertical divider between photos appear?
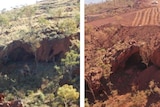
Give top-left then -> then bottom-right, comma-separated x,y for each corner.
80,0 -> 85,107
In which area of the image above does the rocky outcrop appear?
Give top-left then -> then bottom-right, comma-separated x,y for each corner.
37,37 -> 71,62
0,37 -> 71,63
134,65 -> 160,90
111,45 -> 140,72
151,47 -> 160,67
85,24 -> 160,104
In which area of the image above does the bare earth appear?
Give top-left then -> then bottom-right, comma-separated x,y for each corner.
85,0 -> 160,106
87,0 -> 160,27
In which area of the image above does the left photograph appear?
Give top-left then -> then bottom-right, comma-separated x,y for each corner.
0,0 -> 80,107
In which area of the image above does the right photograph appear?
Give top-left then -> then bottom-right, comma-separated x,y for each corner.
85,0 -> 160,106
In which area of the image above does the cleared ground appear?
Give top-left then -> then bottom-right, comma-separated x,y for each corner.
87,0 -> 160,27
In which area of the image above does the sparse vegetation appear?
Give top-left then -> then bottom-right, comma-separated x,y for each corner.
85,13 -> 160,106
0,0 -> 79,107
57,84 -> 79,107
58,19 -> 78,35
0,14 -> 9,34
85,0 -> 135,22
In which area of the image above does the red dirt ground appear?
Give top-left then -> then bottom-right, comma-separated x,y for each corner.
87,0 -> 160,27
85,0 -> 160,106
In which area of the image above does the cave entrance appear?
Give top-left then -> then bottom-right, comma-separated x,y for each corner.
110,52 -> 148,94
8,47 -> 35,62
55,51 -> 63,62
125,52 -> 146,69
125,52 -> 147,70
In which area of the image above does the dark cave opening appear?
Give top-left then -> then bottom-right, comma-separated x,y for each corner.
85,52 -> 155,104
110,52 -> 149,94
55,51 -> 63,62
8,47 -> 35,62
125,52 -> 147,70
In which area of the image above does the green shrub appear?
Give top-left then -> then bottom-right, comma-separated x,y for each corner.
57,84 -> 79,107
0,14 -> 9,34
58,19 -> 77,35
38,16 -> 50,31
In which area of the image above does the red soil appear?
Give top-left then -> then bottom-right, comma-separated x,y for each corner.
85,0 -> 160,105
87,0 -> 160,27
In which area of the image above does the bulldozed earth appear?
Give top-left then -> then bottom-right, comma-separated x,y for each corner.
85,0 -> 160,106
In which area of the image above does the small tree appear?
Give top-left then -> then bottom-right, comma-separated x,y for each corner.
55,39 -> 80,82
61,49 -> 79,81
31,41 -> 41,72
57,84 -> 79,107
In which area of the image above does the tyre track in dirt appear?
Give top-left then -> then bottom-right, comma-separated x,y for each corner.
132,8 -> 151,26
87,6 -> 160,27
131,10 -> 141,26
145,8 -> 152,25
154,7 -> 158,24
155,7 -> 159,24
155,7 -> 160,24
154,7 -> 159,24
140,8 -> 150,26
132,7 -> 160,26
150,7 -> 157,24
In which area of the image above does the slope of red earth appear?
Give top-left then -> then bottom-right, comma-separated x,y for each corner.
87,6 -> 160,27
86,0 -> 160,27
85,24 -> 160,106
85,0 -> 160,106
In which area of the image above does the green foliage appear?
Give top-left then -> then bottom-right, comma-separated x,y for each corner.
5,93 -> 15,101
38,16 -> 50,27
0,14 -> 9,33
54,65 -> 64,75
61,39 -> 80,81
74,13 -> 80,27
54,49 -> 79,83
22,5 -> 36,35
0,15 -> 9,26
22,5 -> 36,18
70,37 -> 80,52
45,93 -> 55,102
49,8 -> 63,18
7,8 -> 23,21
61,50 -> 79,70
62,38 -> 80,69
58,19 -> 77,35
0,0 -> 80,107
57,84 -> 79,106
54,38 -> 79,83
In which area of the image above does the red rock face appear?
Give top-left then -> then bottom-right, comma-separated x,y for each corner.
0,37 -> 71,63
0,93 -> 4,103
0,93 -> 22,107
134,65 -> 160,90
85,24 -> 160,104
111,46 -> 140,72
36,37 -> 71,62
151,47 -> 160,67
